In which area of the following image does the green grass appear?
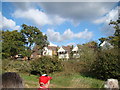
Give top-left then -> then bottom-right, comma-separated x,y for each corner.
19,72 -> 104,88
20,73 -> 39,88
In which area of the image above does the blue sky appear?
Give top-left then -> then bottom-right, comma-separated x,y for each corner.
1,1 -> 119,46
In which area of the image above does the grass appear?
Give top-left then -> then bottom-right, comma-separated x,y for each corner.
20,73 -> 39,88
19,72 -> 104,88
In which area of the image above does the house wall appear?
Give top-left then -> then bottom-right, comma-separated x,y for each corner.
43,47 -> 52,56
73,53 -> 80,58
47,49 -> 52,56
58,52 -> 69,59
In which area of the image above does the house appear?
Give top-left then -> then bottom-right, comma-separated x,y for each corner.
30,51 -> 41,59
43,46 -> 58,56
100,41 -> 113,49
57,46 -> 72,59
72,46 -> 80,58
30,46 -> 42,59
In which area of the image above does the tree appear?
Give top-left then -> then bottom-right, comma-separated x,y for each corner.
89,19 -> 120,80
109,20 -> 120,48
2,30 -> 26,58
2,24 -> 49,58
83,41 -> 98,48
20,24 -> 49,58
21,24 -> 49,50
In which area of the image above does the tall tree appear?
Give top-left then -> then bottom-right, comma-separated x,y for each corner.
2,30 -> 26,58
21,24 -> 49,55
109,19 -> 120,48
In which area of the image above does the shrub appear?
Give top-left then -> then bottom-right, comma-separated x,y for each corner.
61,60 -> 87,76
2,59 -> 31,73
30,56 -> 63,75
90,48 -> 120,80
78,46 -> 98,74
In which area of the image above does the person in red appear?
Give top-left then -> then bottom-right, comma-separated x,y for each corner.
39,74 -> 52,88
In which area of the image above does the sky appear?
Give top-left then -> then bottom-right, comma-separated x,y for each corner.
1,0 -> 119,46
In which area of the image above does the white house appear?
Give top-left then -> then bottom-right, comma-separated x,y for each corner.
100,41 -> 113,49
72,46 -> 80,58
57,46 -> 71,59
43,46 -> 57,56
43,47 -> 52,56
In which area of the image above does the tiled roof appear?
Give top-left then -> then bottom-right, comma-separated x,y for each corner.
62,46 -> 72,52
47,46 -> 58,51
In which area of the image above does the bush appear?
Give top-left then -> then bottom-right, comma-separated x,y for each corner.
30,56 -> 63,75
78,46 -> 98,74
2,59 -> 31,73
61,60 -> 87,76
90,48 -> 120,80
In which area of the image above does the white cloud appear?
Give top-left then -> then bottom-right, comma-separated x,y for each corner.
11,2 -> 116,26
75,29 -> 93,39
46,29 -> 62,42
93,7 -> 118,24
93,7 -> 118,36
39,2 -> 116,24
0,12 -> 20,30
46,28 -> 93,42
13,8 -> 66,26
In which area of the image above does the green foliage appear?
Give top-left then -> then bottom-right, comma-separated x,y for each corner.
2,56 -> 62,75
77,43 -> 120,80
61,60 -> 86,76
109,20 -> 120,48
2,59 -> 31,73
83,41 -> 98,47
90,48 -> 120,80
2,30 -> 26,58
30,56 -> 63,74
1,24 -> 49,58
78,46 -> 98,73
109,20 -> 120,36
21,24 -> 49,49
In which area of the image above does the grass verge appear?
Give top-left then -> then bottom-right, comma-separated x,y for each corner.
19,72 -> 104,88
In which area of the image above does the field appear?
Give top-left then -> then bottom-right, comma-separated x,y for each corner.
20,72 -> 104,88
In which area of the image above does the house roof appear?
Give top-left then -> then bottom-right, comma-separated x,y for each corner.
58,47 -> 65,52
72,46 -> 78,51
100,41 -> 109,47
58,46 -> 72,52
62,46 -> 72,52
47,46 -> 58,51
100,41 -> 113,48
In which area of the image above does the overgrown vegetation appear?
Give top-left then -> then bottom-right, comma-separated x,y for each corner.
90,48 -> 120,80
2,59 -> 31,73
30,56 -> 63,75
2,56 -> 63,75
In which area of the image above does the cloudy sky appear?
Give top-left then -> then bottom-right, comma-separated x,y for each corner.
1,0 -> 119,46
